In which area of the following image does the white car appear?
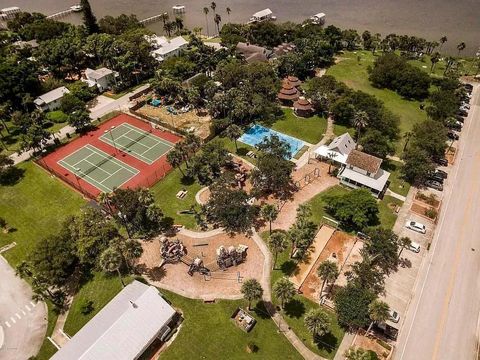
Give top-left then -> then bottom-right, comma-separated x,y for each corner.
405,220 -> 426,234
389,309 -> 400,323
408,241 -> 421,253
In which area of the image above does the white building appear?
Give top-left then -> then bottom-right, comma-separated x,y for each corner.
0,7 -> 21,20
148,35 -> 188,62
51,281 -> 177,360
338,149 -> 390,198
248,8 -> 275,23
310,13 -> 326,25
84,67 -> 115,92
34,86 -> 70,112
314,132 -> 356,165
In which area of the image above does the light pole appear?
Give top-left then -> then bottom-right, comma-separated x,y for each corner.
105,126 -> 117,153
118,211 -> 131,239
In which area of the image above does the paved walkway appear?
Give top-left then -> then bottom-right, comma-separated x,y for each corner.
333,332 -> 355,360
9,84 -> 150,165
386,189 -> 407,202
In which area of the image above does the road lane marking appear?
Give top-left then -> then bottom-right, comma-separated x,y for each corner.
4,321 -> 10,328
25,305 -> 30,311
21,310 -> 26,316
30,301 -> 36,307
432,153 -> 480,359
399,84 -> 480,359
10,317 -> 16,324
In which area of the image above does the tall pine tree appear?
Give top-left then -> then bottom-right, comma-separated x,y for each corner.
80,0 -> 99,34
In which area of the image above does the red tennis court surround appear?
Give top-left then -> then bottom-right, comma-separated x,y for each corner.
40,113 -> 182,199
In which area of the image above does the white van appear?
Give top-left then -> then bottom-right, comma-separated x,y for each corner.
408,241 -> 421,253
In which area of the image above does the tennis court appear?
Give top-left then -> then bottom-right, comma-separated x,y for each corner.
58,144 -> 139,193
99,122 -> 173,165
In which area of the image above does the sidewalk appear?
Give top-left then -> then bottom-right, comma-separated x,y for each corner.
9,84 -> 150,165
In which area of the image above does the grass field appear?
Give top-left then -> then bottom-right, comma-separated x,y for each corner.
160,289 -> 302,360
63,272 -> 133,336
150,167 -> 202,229
327,50 -> 428,155
384,160 -> 411,197
0,161 -> 85,265
269,108 -> 328,144
378,195 -> 404,230
333,123 -> 355,137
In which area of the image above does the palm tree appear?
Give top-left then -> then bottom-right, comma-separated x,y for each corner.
403,131 -> 413,152
430,52 -> 440,73
210,1 -> 217,15
226,7 -> 231,23
457,42 -> 466,56
100,247 -> 125,287
352,110 -> 369,144
97,192 -> 113,214
193,27 -> 202,36
21,93 -> 33,113
261,204 -> 279,234
439,36 -> 448,53
287,227 -> 303,258
304,308 -> 331,338
160,12 -> 169,26
224,124 -> 242,151
397,236 -> 412,258
366,299 -> 390,334
327,152 -> 338,174
121,239 -> 143,272
163,21 -> 175,37
214,14 -> 222,35
269,232 -> 287,268
344,347 -> 371,360
273,277 -> 296,308
174,17 -> 184,33
0,105 -> 10,135
317,260 -> 339,297
240,278 -> 263,310
203,7 -> 210,37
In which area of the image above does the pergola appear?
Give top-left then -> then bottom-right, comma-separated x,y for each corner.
293,98 -> 313,117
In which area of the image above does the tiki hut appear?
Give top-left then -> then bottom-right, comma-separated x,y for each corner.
277,83 -> 299,105
293,98 -> 313,117
286,75 -> 302,87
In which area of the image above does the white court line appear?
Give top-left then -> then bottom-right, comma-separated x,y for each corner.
5,321 -> 10,328
121,122 -> 174,148
99,167 -> 124,185
86,145 -> 138,174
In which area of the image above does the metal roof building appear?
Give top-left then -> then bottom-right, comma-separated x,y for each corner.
51,281 -> 176,360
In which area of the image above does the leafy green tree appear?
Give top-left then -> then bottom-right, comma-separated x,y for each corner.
114,238 -> 143,273
167,147 -> 186,176
398,236 -> 412,258
81,0 -> 99,34
187,141 -> 230,185
99,14 -> 142,35
317,260 -> 339,297
360,129 -> 395,159
273,277 -> 297,308
224,124 -> 243,151
261,204 -> 279,234
205,182 -> 259,234
325,189 -> 379,231
402,146 -> 435,184
100,247 -> 125,287
304,308 -> 331,338
241,278 -> 264,310
251,154 -> 294,199
19,122 -> 51,153
69,109 -> 91,132
334,283 -> 375,329
269,232 -> 287,268
345,347 -> 379,360
366,300 -> 390,334
345,254 -> 385,295
364,228 -> 399,275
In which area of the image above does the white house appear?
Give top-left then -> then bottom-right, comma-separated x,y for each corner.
34,86 -> 70,112
148,35 -> 188,62
314,132 -> 356,165
338,149 -> 390,198
51,281 -> 177,360
84,67 -> 115,92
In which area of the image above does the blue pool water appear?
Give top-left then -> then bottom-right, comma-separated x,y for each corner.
238,125 -> 304,160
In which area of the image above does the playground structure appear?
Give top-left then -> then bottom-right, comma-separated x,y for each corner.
294,167 -> 321,189
216,245 -> 248,270
225,159 -> 249,188
159,237 -> 186,266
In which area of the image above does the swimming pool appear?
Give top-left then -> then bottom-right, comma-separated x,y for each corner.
238,124 -> 305,159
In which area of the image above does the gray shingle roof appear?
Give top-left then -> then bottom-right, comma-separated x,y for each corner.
51,281 -> 176,360
34,86 -> 70,105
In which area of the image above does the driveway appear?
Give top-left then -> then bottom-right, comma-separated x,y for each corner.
395,83 -> 480,360
0,256 -> 46,360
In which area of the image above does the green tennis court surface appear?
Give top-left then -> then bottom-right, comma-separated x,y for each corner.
58,144 -> 139,193
99,123 -> 173,164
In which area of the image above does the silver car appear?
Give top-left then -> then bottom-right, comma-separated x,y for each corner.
405,220 -> 426,234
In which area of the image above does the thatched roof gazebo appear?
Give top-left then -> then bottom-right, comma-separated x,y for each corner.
286,75 -> 302,87
293,98 -> 313,117
278,83 -> 299,105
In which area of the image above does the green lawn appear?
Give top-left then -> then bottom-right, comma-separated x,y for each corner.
215,136 -> 258,164
34,301 -> 60,360
408,54 -> 479,78
150,167 -> 202,229
377,195 -> 403,230
333,123 -> 355,137
384,160 -> 411,197
0,161 -> 85,265
160,289 -> 302,360
63,272 -> 133,336
327,50 -> 428,155
269,108 -> 328,144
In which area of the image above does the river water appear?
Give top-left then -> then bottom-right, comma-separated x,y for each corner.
1,0 -> 479,55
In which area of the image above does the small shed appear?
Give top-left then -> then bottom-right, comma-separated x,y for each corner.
293,98 -> 313,117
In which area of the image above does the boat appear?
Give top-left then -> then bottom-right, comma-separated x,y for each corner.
70,4 -> 83,12
310,12 -> 326,25
172,4 -> 186,13
248,8 -> 276,24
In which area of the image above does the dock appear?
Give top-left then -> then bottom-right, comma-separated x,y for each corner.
139,13 -> 169,25
46,8 -> 74,20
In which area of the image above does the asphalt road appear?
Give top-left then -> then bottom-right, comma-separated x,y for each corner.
0,256 -> 46,360
396,83 -> 480,360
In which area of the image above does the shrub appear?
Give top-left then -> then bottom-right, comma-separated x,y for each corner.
424,208 -> 437,219
80,299 -> 94,315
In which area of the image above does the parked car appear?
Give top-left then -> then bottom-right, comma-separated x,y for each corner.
425,179 -> 444,191
434,157 -> 449,167
389,309 -> 400,323
428,174 -> 444,183
405,220 -> 426,234
455,115 -> 464,123
408,241 -> 421,253
457,109 -> 468,117
461,103 -> 470,110
447,131 -> 459,140
464,83 -> 473,91
435,169 -> 448,179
